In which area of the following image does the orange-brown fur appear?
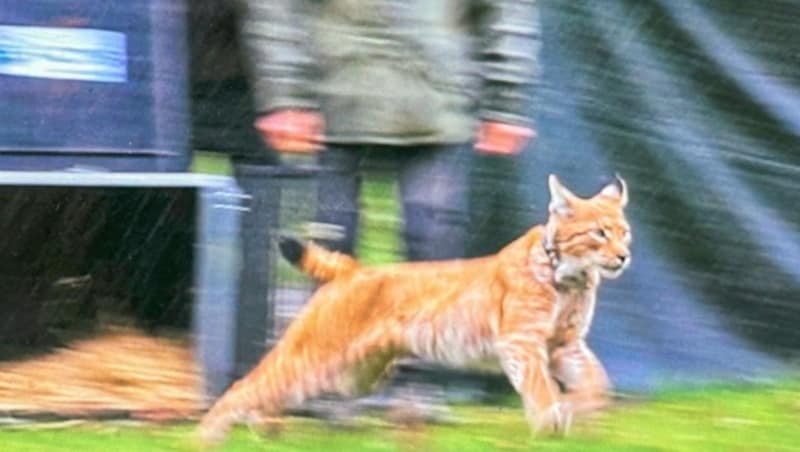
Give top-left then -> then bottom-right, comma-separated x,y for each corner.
198,175 -> 632,443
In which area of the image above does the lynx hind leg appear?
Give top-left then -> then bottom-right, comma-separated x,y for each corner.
550,341 -> 611,417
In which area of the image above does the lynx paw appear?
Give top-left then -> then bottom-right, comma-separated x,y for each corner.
533,403 -> 572,437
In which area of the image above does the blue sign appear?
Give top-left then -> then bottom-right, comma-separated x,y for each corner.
0,25 -> 127,83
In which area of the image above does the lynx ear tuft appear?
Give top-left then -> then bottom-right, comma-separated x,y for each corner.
600,174 -> 628,207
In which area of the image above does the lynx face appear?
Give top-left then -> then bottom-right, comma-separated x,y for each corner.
545,175 -> 632,283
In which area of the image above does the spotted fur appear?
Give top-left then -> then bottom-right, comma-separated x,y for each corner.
198,175 -> 632,443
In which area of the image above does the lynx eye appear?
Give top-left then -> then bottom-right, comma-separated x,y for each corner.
591,228 -> 609,241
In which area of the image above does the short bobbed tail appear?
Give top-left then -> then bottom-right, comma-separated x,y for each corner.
278,235 -> 359,282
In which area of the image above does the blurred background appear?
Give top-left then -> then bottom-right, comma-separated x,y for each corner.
0,0 -> 798,450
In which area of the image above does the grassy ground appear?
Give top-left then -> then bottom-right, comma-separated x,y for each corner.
0,379 -> 798,451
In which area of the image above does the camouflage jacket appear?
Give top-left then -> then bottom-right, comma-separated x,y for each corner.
237,0 -> 541,145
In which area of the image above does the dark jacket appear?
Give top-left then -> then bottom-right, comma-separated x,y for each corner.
237,0 -> 541,145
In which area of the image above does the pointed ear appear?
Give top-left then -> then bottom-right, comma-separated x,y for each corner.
548,174 -> 576,216
600,174 -> 628,207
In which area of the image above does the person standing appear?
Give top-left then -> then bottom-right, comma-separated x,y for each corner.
237,0 -> 541,261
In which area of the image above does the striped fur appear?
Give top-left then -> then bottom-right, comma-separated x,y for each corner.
198,175 -> 632,443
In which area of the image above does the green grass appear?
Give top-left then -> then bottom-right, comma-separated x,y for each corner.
355,174 -> 402,265
1,380 -> 798,451
191,152 -> 233,176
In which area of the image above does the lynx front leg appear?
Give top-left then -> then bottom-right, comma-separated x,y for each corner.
497,337 -> 568,435
550,341 -> 611,416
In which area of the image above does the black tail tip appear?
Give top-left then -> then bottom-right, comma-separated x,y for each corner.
278,234 -> 305,265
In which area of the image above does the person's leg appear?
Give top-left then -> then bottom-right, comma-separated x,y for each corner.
315,146 -> 363,255
398,144 -> 470,261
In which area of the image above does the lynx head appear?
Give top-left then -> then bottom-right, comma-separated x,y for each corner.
545,175 -> 632,283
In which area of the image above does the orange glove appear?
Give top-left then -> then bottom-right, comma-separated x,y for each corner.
255,109 -> 325,153
475,121 -> 536,156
